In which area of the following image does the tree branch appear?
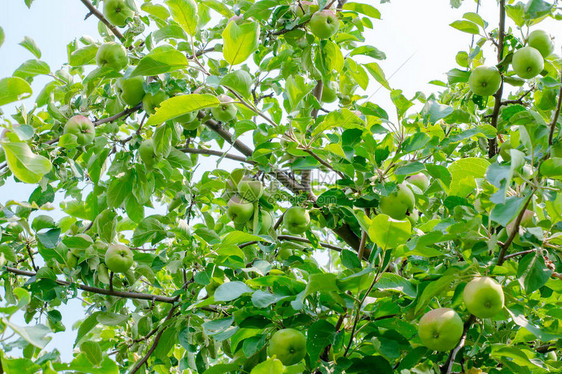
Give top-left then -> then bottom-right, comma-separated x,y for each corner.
548,65 -> 562,146
79,0 -> 125,42
180,146 -> 255,164
488,0 -> 506,158
496,193 -> 534,266
5,266 -> 177,303
503,248 -> 535,260
129,303 -> 179,374
440,314 -> 476,374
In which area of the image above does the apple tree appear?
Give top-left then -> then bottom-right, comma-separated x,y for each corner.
0,0 -> 561,373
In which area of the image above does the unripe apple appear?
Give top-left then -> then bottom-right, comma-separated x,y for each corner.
512,46 -> 544,79
379,183 -> 415,220
309,10 -> 339,39
96,42 -> 128,71
227,196 -> 254,225
506,209 -> 534,235
528,30 -> 554,58
142,91 -> 168,115
247,210 -> 273,234
283,207 -> 310,235
407,173 -> 429,191
103,0 -> 134,27
138,139 -> 161,170
64,115 -> 95,145
418,308 -> 463,352
407,210 -> 419,226
268,328 -> 307,366
116,76 -> 145,107
463,277 -> 505,318
175,111 -> 197,125
468,66 -> 501,96
277,245 -> 293,260
104,244 -> 134,273
237,177 -> 263,202
211,95 -> 237,122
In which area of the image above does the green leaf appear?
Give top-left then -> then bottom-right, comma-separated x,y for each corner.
107,172 -> 133,208
1,141 -> 51,184
132,216 -> 167,246
447,157 -> 489,196
368,214 -> 411,250
463,12 -> 487,28
201,0 -> 235,18
3,319 -> 51,348
375,273 -> 417,298
307,320 -> 336,363
349,45 -> 386,60
0,27 -> 4,48
75,312 -> 101,346
490,196 -> 526,226
342,2 -> 381,18
141,3 -> 170,20
69,45 -> 98,66
516,252 -> 553,294
153,124 -> 173,158
80,341 -> 102,366
414,274 -> 457,315
0,77 -> 33,106
214,281 -> 253,302
131,45 -> 188,77
506,308 -> 561,341
364,62 -> 390,90
37,228 -> 61,249
221,70 -> 253,98
450,20 -> 480,35
145,94 -> 219,126
222,21 -> 260,65
304,273 -> 339,297
251,290 -> 288,308
540,157 -> 562,179
13,59 -> 50,79
19,36 -> 41,58
96,312 -> 129,326
323,41 -> 344,73
0,244 -> 17,264
421,100 -> 453,124
166,0 -> 198,36
250,358 -> 284,374
285,75 -> 314,112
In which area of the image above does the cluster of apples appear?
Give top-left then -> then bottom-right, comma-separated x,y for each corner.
469,30 -> 553,97
418,277 -> 505,351
379,173 -> 429,224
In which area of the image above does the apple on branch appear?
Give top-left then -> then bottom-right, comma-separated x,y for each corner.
64,115 -> 95,146
116,76 -> 145,107
268,328 -> 307,366
104,244 -> 134,273
283,207 -> 310,235
103,0 -> 134,27
96,42 -> 128,71
309,10 -> 339,39
211,94 -> 237,122
512,46 -> 544,79
463,277 -> 505,319
468,66 -> 501,96
418,308 -> 463,351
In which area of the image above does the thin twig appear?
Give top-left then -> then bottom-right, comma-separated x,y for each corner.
78,0 -> 125,41
180,147 -> 254,164
496,193 -> 534,266
488,0 -> 506,158
548,62 -> 562,146
440,315 -> 477,374
503,249 -> 536,260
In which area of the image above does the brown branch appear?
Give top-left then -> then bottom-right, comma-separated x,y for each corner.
302,80 -> 325,191
548,65 -> 562,146
500,88 -> 533,107
496,193 -> 534,266
188,47 -> 216,60
503,248 -> 535,260
5,266 -> 177,303
440,314 -> 477,374
488,0 -> 506,159
239,235 -> 347,254
129,303 -> 179,374
94,103 -> 142,126
357,230 -> 368,262
180,147 -> 255,164
303,149 -> 345,179
272,20 -> 310,36
26,244 -> 38,272
79,0 -> 125,41
536,343 -> 556,353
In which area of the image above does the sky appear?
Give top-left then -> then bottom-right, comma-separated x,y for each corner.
1,0 -> 562,363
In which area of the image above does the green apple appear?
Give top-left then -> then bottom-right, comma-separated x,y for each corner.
407,173 -> 429,191
277,245 -> 293,260
64,115 -> 95,145
138,139 -> 161,170
468,66 -> 501,96
534,87 -> 558,111
238,177 -> 263,202
512,46 -> 544,79
268,328 -> 307,366
528,30 -> 554,58
247,210 -> 273,234
175,111 -> 198,126
227,196 -> 254,225
142,91 -> 168,115
309,10 -> 339,39
407,210 -> 419,226
211,94 -> 237,122
103,0 -> 134,27
379,183 -> 415,220
96,42 -> 128,71
321,81 -> 337,103
505,209 -> 534,236
546,350 -> 557,361
499,142 -> 512,162
551,140 -> 562,158
117,76 -> 145,107
283,207 -> 310,234
463,277 -> 505,319
418,308 -> 463,352
104,244 -> 134,273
